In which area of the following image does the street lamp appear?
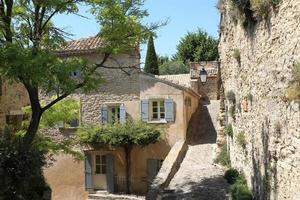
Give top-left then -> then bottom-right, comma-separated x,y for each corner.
199,67 -> 208,85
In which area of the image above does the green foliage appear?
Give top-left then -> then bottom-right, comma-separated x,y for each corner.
0,128 -> 50,200
144,35 -> 159,75
224,168 -> 240,184
215,144 -> 231,167
231,173 -> 253,200
286,62 -> 300,101
157,55 -> 170,66
226,90 -> 236,103
23,98 -> 80,128
76,121 -> 161,147
173,29 -> 218,63
230,0 -> 257,30
233,49 -> 241,64
237,131 -> 247,149
225,124 -> 234,138
159,60 -> 189,75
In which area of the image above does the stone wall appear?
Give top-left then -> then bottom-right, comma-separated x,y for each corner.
219,1 -> 300,199
0,80 -> 29,129
80,53 -> 140,125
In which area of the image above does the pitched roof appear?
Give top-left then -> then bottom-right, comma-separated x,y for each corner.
56,36 -> 102,56
156,74 -> 191,88
141,72 -> 200,97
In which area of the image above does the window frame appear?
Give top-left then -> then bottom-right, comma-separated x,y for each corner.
108,105 -> 120,124
95,154 -> 107,175
149,99 -> 166,122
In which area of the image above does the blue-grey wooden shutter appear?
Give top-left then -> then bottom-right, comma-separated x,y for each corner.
147,159 -> 158,187
84,154 -> 93,191
106,154 -> 114,193
101,105 -> 108,124
141,99 -> 149,122
165,98 -> 174,122
119,104 -> 126,124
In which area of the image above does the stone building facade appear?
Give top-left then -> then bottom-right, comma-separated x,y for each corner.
219,1 -> 300,199
44,36 -> 201,199
0,79 -> 29,130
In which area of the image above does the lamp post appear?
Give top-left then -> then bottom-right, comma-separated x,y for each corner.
199,67 -> 208,85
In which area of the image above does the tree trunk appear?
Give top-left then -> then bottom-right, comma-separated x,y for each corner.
124,145 -> 132,194
23,84 -> 43,147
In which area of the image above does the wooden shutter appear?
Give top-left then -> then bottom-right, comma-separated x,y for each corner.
147,159 -> 159,187
101,105 -> 108,124
84,154 -> 93,191
106,154 -> 115,193
119,104 -> 126,124
165,98 -> 174,122
141,99 -> 149,122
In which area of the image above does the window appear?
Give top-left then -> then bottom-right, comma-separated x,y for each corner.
150,100 -> 165,121
95,155 -> 106,174
109,106 -> 120,123
70,69 -> 81,78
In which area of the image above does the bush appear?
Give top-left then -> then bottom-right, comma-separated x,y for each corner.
231,173 -> 253,200
224,168 -> 240,184
237,131 -> 247,149
225,124 -> 234,138
0,128 -> 51,200
286,62 -> 300,101
215,144 -> 231,167
251,0 -> 271,20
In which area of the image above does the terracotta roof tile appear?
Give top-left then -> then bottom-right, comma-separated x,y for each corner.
56,36 -> 102,56
156,74 -> 191,88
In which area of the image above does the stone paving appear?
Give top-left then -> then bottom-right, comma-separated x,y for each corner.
162,100 -> 230,200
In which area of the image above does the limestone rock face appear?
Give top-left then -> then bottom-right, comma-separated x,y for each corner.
219,0 -> 300,199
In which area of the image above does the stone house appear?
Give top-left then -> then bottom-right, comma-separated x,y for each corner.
43,36 -> 210,199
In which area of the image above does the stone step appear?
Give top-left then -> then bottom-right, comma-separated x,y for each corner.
88,193 -> 145,200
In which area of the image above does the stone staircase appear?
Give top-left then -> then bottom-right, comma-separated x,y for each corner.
88,191 -> 144,200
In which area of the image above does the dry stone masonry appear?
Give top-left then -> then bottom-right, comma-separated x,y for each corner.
219,0 -> 300,199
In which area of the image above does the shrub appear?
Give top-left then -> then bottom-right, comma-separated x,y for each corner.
233,49 -> 241,64
251,0 -> 271,20
215,144 -> 231,167
237,131 -> 247,149
226,90 -> 236,103
231,173 -> 253,200
225,124 -> 234,138
224,168 -> 240,184
0,128 -> 51,200
286,62 -> 300,101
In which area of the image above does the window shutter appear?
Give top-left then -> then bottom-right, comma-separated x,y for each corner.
101,105 -> 108,124
120,104 -> 126,124
84,154 -> 93,191
141,99 -> 149,122
106,154 -> 115,193
165,98 -> 174,122
147,159 -> 159,187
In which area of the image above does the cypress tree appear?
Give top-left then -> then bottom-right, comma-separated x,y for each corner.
144,35 -> 159,75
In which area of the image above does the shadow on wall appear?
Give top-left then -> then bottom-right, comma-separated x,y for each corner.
162,176 -> 229,200
186,99 -> 217,145
250,117 -> 278,200
44,154 -> 88,200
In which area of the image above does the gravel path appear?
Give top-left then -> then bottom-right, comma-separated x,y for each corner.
162,101 -> 230,200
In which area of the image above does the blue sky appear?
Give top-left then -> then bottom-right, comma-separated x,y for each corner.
53,0 -> 219,61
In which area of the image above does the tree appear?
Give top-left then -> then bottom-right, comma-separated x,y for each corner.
0,0 -> 159,147
76,121 -> 161,194
157,55 -> 169,66
173,29 -> 219,63
0,0 -> 162,197
144,34 -> 159,75
159,60 -> 189,75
